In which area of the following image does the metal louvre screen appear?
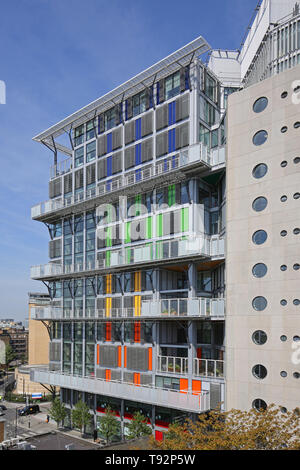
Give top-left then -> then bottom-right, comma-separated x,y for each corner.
49,177 -> 62,199
175,94 -> 190,122
49,341 -> 61,362
112,127 -> 122,150
64,173 -> 72,194
141,138 -> 153,163
124,146 -> 135,170
49,239 -> 62,259
124,371 -> 134,383
112,152 -> 122,174
97,158 -> 107,180
98,345 -> 118,367
125,120 -> 135,145
49,362 -> 61,371
175,122 -> 189,150
86,163 -> 96,185
156,103 -> 168,131
210,383 -> 222,410
96,368 -> 106,379
126,347 -> 148,371
75,168 -> 84,189
156,131 -> 168,157
140,374 -> 152,385
98,135 -> 107,157
141,111 -> 153,137
110,370 -> 121,381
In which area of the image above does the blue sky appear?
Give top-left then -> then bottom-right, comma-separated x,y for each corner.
0,0 -> 258,322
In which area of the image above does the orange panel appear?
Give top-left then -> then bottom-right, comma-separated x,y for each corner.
180,378 -> 188,394
97,344 -> 99,365
134,322 -> 141,342
192,380 -> 201,395
197,348 -> 202,359
118,346 -> 122,367
148,347 -> 152,371
134,373 -> 140,386
124,346 -> 127,368
106,322 -> 112,341
105,369 -> 111,381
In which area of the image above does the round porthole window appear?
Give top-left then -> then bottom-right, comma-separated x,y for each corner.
294,122 -> 300,129
252,230 -> 268,245
252,364 -> 267,379
293,263 -> 300,270
293,336 -> 300,342
252,330 -> 267,345
280,230 -> 287,237
252,263 -> 267,278
293,228 -> 300,235
253,130 -> 268,146
280,299 -> 287,306
280,195 -> 287,202
252,296 -> 268,311
252,197 -> 268,212
280,335 -> 287,342
281,161 -> 287,167
253,97 -> 268,113
281,91 -> 288,99
280,371 -> 287,378
281,126 -> 288,133
280,265 -> 287,271
293,299 -> 300,306
294,157 -> 300,164
293,372 -> 300,379
252,399 -> 267,411
252,163 -> 268,179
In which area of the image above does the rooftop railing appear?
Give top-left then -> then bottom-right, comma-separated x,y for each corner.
31,143 -> 210,219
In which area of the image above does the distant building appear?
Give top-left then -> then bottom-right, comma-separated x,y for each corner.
0,328 -> 28,362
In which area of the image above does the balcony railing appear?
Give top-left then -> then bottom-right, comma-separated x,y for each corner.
30,368 -> 210,413
157,355 -> 188,375
31,143 -> 210,219
193,358 -> 225,378
50,157 -> 72,180
30,297 -> 225,321
30,235 -> 225,280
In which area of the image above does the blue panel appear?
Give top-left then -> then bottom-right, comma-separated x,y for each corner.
156,82 -> 160,105
172,102 -> 176,124
135,143 -> 141,165
168,103 -> 172,126
107,133 -> 112,154
172,128 -> 175,152
106,180 -> 112,192
168,129 -> 172,153
107,156 -> 112,176
135,168 -> 142,181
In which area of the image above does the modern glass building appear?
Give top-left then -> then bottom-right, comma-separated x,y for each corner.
30,0 -> 300,440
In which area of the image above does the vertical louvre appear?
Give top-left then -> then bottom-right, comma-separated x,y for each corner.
175,122 -> 189,150
158,79 -> 165,103
125,120 -> 135,145
126,97 -> 133,120
63,173 -> 72,194
180,67 -> 187,92
75,168 -> 84,189
98,113 -> 105,134
210,383 -> 222,410
112,127 -> 122,150
156,131 -> 168,157
97,158 -> 107,180
156,103 -> 168,130
86,163 -> 96,185
124,146 -> 135,170
114,103 -> 122,126
112,152 -> 122,174
49,239 -> 62,259
141,111 -> 153,137
98,135 -> 107,157
49,178 -> 62,198
141,138 -> 153,163
175,94 -> 190,122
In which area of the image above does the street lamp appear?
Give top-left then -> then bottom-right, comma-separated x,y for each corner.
15,405 -> 24,438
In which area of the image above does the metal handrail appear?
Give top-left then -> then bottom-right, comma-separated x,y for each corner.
157,355 -> 189,375
193,358 -> 225,378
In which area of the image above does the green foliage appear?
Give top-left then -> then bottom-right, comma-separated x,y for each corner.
98,406 -> 121,444
5,345 -> 16,368
126,411 -> 152,440
49,397 -> 67,428
71,400 -> 92,436
149,404 -> 300,450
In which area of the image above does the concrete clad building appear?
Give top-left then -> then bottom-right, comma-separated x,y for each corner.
29,0 -> 300,439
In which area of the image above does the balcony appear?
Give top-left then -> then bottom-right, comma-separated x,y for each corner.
31,143 -> 211,220
50,157 -> 72,180
157,355 -> 188,375
30,368 -> 210,414
193,358 -> 225,378
30,235 -> 225,280
30,297 -> 225,321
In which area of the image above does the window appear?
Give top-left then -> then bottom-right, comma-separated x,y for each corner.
199,124 -> 210,149
280,299 -> 287,306
253,97 -> 268,113
293,228 -> 300,235
104,108 -> 115,131
293,299 -> 300,305
281,126 -> 288,133
293,372 -> 300,379
252,263 -> 267,278
293,263 -> 300,270
281,161 -> 287,167
294,121 -> 300,129
75,146 -> 84,168
280,265 -> 287,271
252,197 -> 268,212
253,130 -> 268,146
252,230 -> 267,245
86,119 -> 96,141
280,230 -> 287,237
86,141 -> 96,162
252,296 -> 267,311
293,335 -> 300,342
165,71 -> 180,100
280,335 -> 287,341
294,157 -> 300,164
281,91 -> 288,99
252,399 -> 267,411
293,193 -> 300,199
74,125 -> 84,146
252,163 -> 268,179
280,195 -> 287,202
252,364 -> 267,379
280,371 -> 287,377
252,330 -> 267,345
132,90 -> 147,117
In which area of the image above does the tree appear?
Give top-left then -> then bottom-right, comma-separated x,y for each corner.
49,397 -> 67,429
98,406 -> 121,444
149,404 -> 300,450
126,411 -> 152,440
71,400 -> 92,437
5,344 -> 16,370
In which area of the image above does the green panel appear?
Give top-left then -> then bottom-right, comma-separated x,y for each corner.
106,226 -> 112,247
125,222 -> 131,244
181,208 -> 189,232
168,184 -> 175,207
135,194 -> 141,216
146,216 -> 152,239
106,250 -> 111,267
156,214 -> 163,237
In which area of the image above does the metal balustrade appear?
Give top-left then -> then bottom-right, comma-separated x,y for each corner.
30,297 -> 225,321
30,234 -> 224,280
30,368 -> 210,413
157,355 -> 188,375
50,157 -> 72,179
193,358 -> 225,378
31,143 -> 211,219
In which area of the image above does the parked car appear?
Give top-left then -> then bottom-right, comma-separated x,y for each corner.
18,405 -> 40,416
0,411 -> 5,416
0,405 -> 7,411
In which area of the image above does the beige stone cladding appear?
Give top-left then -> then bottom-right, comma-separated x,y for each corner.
226,64 -> 300,412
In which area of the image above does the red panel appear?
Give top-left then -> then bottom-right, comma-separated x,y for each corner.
155,430 -> 164,441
